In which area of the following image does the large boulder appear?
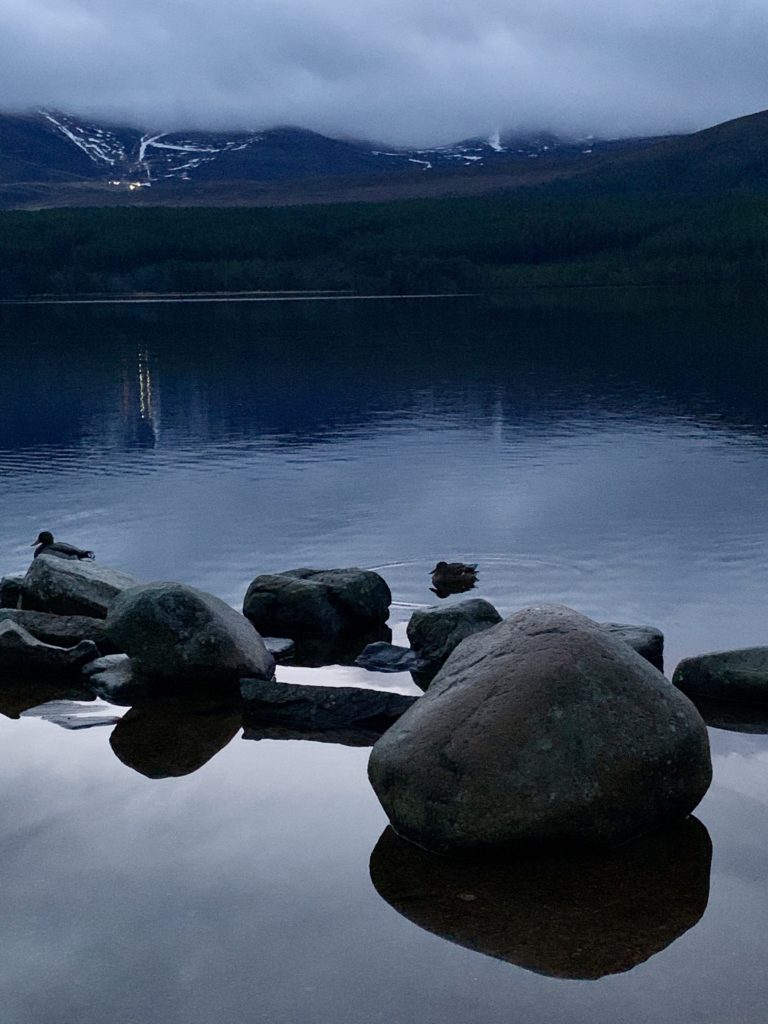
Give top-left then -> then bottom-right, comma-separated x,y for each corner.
673,647 -> 768,704
106,582 -> 275,683
0,620 -> 97,674
369,604 -> 711,854
407,599 -> 502,675
243,567 -> 391,642
22,555 -> 140,618
0,609 -> 115,654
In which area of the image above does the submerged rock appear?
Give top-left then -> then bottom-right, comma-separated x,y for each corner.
21,700 -> 122,730
600,622 -> 664,670
0,576 -> 24,609
0,609 -> 116,654
0,620 -> 97,674
241,677 -> 417,737
369,604 -> 711,854
355,642 -> 420,674
370,817 -> 711,980
243,567 -> 391,641
110,696 -> 241,778
406,599 -> 502,678
22,554 -> 140,618
82,654 -> 155,706
286,624 -> 393,668
673,647 -> 768,704
262,637 -> 295,662
106,582 -> 275,683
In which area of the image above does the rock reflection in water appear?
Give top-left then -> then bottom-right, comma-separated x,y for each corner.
693,697 -> 768,734
109,696 -> 241,778
289,624 -> 392,668
370,818 -> 711,980
0,675 -> 93,719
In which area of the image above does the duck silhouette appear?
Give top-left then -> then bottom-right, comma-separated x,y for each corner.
430,561 -> 478,584
430,561 -> 478,597
32,531 -> 95,561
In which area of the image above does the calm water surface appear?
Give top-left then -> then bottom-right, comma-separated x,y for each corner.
1,293 -> 768,1023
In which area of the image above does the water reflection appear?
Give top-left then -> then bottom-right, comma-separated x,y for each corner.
694,698 -> 768,735
0,676 -> 92,719
287,624 -> 393,668
120,349 -> 158,448
109,695 -> 241,778
370,819 -> 712,980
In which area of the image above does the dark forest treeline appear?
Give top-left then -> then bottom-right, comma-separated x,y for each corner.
1,195 -> 768,297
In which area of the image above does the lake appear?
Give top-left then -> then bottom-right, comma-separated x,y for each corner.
1,291 -> 768,1023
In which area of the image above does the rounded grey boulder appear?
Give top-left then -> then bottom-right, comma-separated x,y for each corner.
106,582 -> 275,683
243,567 -> 391,640
369,604 -> 712,854
407,598 -> 502,676
22,555 -> 140,618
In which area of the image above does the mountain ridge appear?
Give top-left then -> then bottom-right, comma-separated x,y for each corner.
0,109 -> 665,208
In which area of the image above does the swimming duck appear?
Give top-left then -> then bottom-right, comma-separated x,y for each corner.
32,531 -> 94,561
430,561 -> 478,585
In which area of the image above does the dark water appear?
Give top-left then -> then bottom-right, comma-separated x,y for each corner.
2,293 -> 768,1022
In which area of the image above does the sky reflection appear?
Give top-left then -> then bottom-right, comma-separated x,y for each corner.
3,294 -> 768,1022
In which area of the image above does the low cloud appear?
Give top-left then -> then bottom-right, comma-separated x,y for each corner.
1,0 -> 767,144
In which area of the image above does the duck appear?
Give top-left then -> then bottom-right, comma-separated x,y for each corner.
32,531 -> 95,561
430,561 -> 478,585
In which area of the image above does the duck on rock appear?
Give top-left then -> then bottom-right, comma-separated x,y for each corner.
32,531 -> 95,561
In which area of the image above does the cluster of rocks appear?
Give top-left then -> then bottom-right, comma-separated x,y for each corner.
0,556 -> 410,770
6,550 -> 767,858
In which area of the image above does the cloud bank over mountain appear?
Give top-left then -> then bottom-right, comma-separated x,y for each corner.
2,0 -> 767,144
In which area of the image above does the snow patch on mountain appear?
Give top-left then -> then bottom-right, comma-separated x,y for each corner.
41,111 -> 127,166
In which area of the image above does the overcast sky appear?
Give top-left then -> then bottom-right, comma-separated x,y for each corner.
1,0 -> 767,145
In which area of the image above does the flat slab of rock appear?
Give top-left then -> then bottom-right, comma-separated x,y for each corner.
673,647 -> 768,704
106,582 -> 275,684
600,622 -> 664,669
243,567 -> 391,641
0,576 -> 24,609
355,642 -> 420,674
369,604 -> 711,854
22,555 -> 140,618
0,609 -> 115,654
241,678 -> 417,735
0,620 -> 98,674
407,599 -> 502,674
370,818 -> 711,980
